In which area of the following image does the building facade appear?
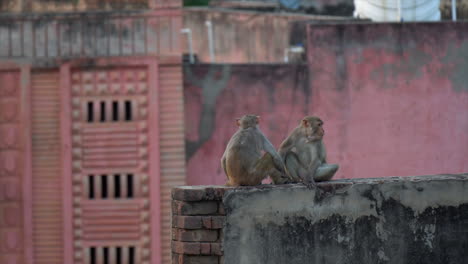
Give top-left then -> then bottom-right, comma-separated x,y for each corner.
0,1 -> 185,264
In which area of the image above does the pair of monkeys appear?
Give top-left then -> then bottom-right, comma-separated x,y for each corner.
221,114 -> 339,188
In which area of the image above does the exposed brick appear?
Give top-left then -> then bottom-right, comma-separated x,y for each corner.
211,243 -> 223,256
172,241 -> 201,255
200,243 -> 211,255
218,203 -> 226,215
173,200 -> 219,216
173,215 -> 203,229
211,216 -> 225,229
173,253 -> 181,264
172,228 -> 177,240
173,229 -> 218,242
180,255 -> 219,264
172,186 -> 231,202
202,217 -> 212,229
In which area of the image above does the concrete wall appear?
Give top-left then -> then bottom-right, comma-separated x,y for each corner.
0,10 -> 182,59
304,21 -> 468,181
183,8 -> 343,63
172,174 -> 468,264
0,0 -> 180,13
222,174 -> 468,264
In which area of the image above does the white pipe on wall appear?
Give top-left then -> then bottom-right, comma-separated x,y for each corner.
397,0 -> 402,21
452,0 -> 457,21
181,28 -> 194,64
205,21 -> 215,63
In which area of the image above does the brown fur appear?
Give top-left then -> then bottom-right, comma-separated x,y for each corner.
278,116 -> 339,188
221,115 -> 290,186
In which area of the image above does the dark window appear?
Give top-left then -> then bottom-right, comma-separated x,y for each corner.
127,174 -> 134,198
129,246 -> 135,264
101,175 -> 108,199
87,102 -> 94,122
112,101 -> 119,121
103,247 -> 109,264
90,247 -> 96,264
88,175 -> 95,199
124,100 -> 132,121
114,174 -> 121,198
100,101 -> 106,122
116,247 -> 122,264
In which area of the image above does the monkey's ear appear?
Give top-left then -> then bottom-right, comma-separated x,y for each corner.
236,118 -> 241,127
256,116 -> 261,123
302,119 -> 309,127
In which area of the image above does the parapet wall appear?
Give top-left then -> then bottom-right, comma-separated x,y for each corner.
172,174 -> 468,264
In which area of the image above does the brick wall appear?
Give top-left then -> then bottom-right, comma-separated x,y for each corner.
171,186 -> 229,264
172,174 -> 468,264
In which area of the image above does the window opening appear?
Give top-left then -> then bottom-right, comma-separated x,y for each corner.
116,247 -> 122,264
112,101 -> 119,121
124,100 -> 132,121
114,174 -> 121,198
129,246 -> 135,264
90,247 -> 96,264
101,175 -> 108,199
87,102 -> 94,122
127,174 -> 134,198
103,247 -> 109,264
89,175 -> 95,199
100,101 -> 106,122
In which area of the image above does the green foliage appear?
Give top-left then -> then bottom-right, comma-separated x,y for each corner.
184,0 -> 211,7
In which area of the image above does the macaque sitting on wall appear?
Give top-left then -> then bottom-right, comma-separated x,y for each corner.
221,115 -> 290,186
278,116 -> 339,188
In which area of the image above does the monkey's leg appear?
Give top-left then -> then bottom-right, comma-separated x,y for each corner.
284,152 -> 309,183
314,164 -> 339,181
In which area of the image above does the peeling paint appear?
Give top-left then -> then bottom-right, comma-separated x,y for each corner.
442,41 -> 468,92
223,174 -> 468,264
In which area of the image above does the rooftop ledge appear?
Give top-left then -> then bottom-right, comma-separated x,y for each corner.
172,174 -> 468,264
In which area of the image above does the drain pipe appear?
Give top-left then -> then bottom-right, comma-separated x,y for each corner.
452,0 -> 457,21
205,20 -> 215,62
181,28 -> 194,64
397,0 -> 402,22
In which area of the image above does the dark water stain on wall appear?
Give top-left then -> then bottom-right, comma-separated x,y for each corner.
184,64 -> 231,160
442,41 -> 468,92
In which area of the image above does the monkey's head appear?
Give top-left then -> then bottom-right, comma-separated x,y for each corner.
236,114 -> 260,129
301,116 -> 324,142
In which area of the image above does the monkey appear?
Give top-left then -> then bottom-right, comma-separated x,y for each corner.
221,114 -> 290,186
278,116 -> 339,188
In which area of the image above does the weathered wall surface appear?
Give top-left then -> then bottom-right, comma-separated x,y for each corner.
171,174 -> 468,264
0,0 -> 180,13
183,8 -> 342,63
305,21 -> 468,181
0,10 -> 182,59
223,174 -> 468,264
184,22 -> 468,185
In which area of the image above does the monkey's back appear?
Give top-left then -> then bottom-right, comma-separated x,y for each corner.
224,128 -> 262,185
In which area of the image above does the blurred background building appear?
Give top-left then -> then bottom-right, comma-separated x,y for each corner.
0,1 -> 467,264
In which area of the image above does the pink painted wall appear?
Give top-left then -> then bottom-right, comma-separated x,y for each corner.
305,22 -> 468,179
184,22 -> 468,185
